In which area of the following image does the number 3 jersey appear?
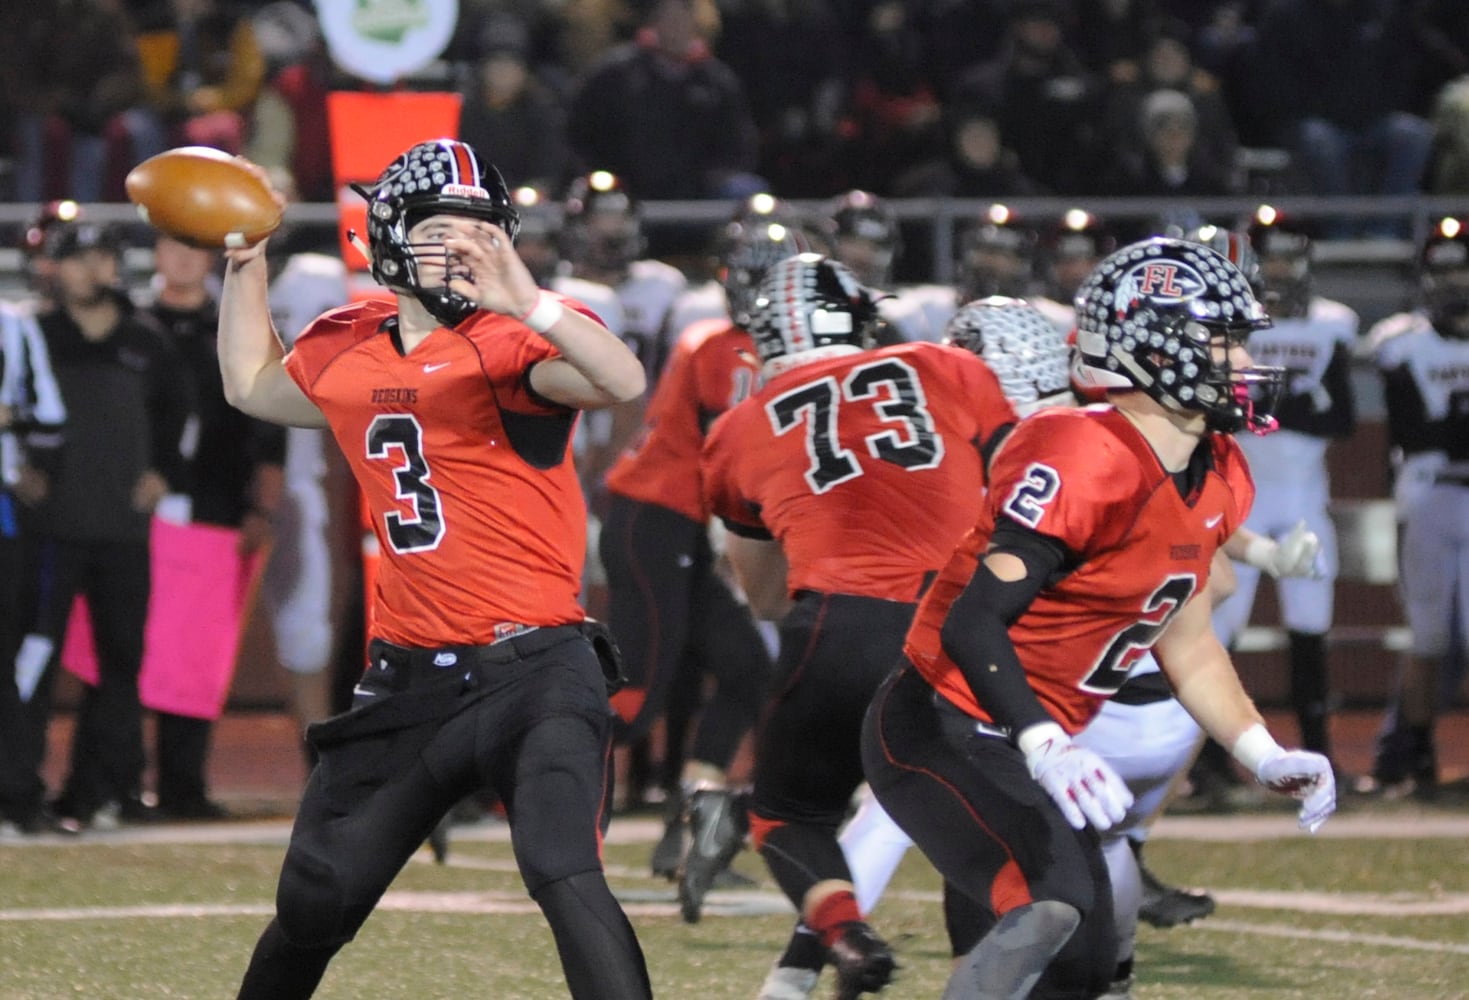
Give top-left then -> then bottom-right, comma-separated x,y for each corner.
701,341 -> 1016,602
285,297 -> 594,647
905,405 -> 1255,733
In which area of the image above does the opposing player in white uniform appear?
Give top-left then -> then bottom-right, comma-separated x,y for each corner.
1363,216 -> 1469,799
1210,209 -> 1357,771
264,245 -> 351,753
559,172 -> 685,503
1030,209 -> 1113,335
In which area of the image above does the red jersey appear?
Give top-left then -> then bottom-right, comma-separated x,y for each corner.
702,342 -> 1016,602
285,297 -> 595,647
603,318 -> 759,521
905,405 -> 1255,733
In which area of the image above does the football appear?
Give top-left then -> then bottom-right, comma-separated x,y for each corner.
125,146 -> 283,249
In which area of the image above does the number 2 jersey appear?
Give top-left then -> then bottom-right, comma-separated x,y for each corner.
284,297 -> 595,647
702,341 -> 1016,602
905,404 -> 1255,733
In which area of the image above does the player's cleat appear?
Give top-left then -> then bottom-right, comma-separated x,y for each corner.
650,792 -> 686,880
1137,860 -> 1215,928
427,813 -> 452,864
827,922 -> 897,999
677,789 -> 745,923
756,963 -> 820,1000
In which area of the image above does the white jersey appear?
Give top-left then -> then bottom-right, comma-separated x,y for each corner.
879,283 -> 959,343
1030,295 -> 1076,336
612,258 -> 687,382
1238,297 -> 1358,483
0,300 -> 65,487
666,280 -> 729,337
551,275 -> 625,339
1368,309 -> 1469,510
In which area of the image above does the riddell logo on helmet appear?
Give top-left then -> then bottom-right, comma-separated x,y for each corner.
442,184 -> 489,200
1117,260 -> 1206,304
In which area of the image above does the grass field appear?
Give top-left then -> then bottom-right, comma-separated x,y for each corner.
2,801 -> 1468,1000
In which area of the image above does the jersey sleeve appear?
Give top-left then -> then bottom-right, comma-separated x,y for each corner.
475,294 -> 606,415
985,410 -> 1138,556
701,404 -> 770,538
282,301 -> 380,399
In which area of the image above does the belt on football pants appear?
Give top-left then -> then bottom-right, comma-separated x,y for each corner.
366,625 -> 583,693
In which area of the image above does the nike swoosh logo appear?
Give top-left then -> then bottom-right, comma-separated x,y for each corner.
352,685 -> 378,698
423,362 -> 450,373
1205,514 -> 1223,529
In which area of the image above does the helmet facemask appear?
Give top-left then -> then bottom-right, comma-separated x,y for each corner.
355,140 -> 520,328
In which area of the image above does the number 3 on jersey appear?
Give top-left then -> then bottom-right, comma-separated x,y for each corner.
366,413 -> 445,553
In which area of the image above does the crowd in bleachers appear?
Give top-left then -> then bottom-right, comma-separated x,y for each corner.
4,0 -> 1469,216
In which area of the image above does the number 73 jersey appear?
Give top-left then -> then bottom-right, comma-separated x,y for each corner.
701,341 -> 1016,602
905,405 -> 1255,733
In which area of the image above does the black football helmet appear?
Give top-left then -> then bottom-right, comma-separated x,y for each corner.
716,195 -> 814,326
1181,224 -> 1261,300
944,296 -> 1073,416
353,138 -> 520,327
1043,209 -> 1114,304
822,189 -> 901,287
1073,237 -> 1282,434
956,204 -> 1037,299
1420,217 -> 1469,340
1247,205 -> 1312,319
746,254 -> 880,366
559,171 -> 645,281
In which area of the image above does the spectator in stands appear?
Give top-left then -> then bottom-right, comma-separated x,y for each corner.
9,0 -> 165,203
891,103 -> 1048,199
567,0 -> 763,201
1254,0 -> 1434,234
835,0 -> 945,194
137,0 -> 266,155
1408,0 -> 1469,117
135,234 -> 285,821
712,0 -> 847,197
244,2 -> 335,203
1101,89 -> 1235,234
952,0 -> 1103,195
1429,77 -> 1469,195
1102,19 -> 1239,182
457,13 -> 572,192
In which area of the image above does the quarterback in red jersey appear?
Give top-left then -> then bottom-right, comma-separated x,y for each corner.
702,254 -> 1017,997
861,237 -> 1337,999
216,140 -> 652,1000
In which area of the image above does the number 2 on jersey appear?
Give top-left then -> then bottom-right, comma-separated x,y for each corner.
366,413 -> 446,553
765,358 -> 942,494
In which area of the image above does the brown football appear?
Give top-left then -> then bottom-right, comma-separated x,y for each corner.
125,146 -> 283,249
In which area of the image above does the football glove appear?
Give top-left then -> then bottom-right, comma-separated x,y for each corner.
1243,521 -> 1322,579
1232,724 -> 1336,833
1018,722 -> 1133,831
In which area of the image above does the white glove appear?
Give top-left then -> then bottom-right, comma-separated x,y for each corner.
1232,724 -> 1336,832
1018,722 -> 1134,831
1242,521 -> 1321,579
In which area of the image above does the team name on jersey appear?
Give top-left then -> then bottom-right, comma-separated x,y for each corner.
371,387 -> 418,404
1252,342 -> 1322,364
1427,363 -> 1469,386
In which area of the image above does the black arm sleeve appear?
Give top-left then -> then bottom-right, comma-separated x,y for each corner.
1275,342 -> 1357,438
938,518 -> 1074,734
1381,363 -> 1441,455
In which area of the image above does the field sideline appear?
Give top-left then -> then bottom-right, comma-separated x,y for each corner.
3,803 -> 1468,999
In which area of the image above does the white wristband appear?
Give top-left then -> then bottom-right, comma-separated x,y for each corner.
1230,723 -> 1282,774
1240,534 -> 1278,572
1016,721 -> 1069,759
518,291 -> 564,334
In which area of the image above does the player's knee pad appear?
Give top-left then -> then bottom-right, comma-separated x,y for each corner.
275,849 -> 357,949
